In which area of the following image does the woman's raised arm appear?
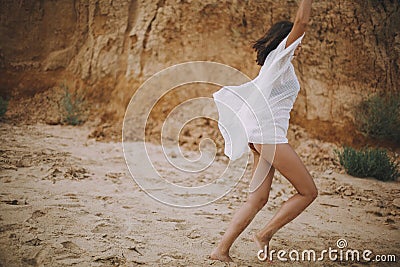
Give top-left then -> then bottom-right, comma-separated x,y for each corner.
286,0 -> 313,48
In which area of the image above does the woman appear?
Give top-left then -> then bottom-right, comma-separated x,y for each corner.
210,0 -> 318,262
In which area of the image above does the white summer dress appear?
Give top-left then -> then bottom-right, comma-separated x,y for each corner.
213,33 -> 304,160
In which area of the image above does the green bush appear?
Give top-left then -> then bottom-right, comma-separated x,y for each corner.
0,96 -> 8,118
336,146 -> 399,182
355,92 -> 400,144
61,83 -> 86,126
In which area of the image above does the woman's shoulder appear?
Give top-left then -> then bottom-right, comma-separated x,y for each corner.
264,33 -> 305,66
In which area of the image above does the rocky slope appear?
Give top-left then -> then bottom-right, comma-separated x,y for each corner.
0,0 -> 399,145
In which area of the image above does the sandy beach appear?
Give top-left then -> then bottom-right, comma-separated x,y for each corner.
0,122 -> 399,266
1,0 -> 399,266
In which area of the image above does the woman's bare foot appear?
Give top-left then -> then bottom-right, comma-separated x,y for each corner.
253,233 -> 272,262
210,247 -> 234,262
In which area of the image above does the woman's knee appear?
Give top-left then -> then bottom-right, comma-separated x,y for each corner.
311,186 -> 318,200
248,193 -> 269,211
302,185 -> 318,201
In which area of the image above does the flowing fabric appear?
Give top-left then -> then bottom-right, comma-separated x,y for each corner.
213,33 -> 305,160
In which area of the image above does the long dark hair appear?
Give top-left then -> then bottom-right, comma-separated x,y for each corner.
252,21 -> 293,66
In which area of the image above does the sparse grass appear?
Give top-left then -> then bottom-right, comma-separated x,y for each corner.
355,92 -> 400,144
335,146 -> 399,182
60,82 -> 86,126
0,96 -> 8,119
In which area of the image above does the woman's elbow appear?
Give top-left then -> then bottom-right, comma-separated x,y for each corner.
294,18 -> 309,28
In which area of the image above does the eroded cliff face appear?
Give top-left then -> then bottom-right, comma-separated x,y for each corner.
0,0 -> 399,145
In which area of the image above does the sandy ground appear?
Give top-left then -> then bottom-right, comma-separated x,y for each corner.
0,122 -> 399,266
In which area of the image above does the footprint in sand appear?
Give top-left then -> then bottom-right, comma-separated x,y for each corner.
93,253 -> 126,265
61,241 -> 83,254
174,222 -> 189,231
63,193 -> 78,199
92,221 -> 121,233
25,237 -> 42,246
31,210 -> 46,219
187,228 -> 201,239
159,252 -> 186,264
2,199 -> 28,205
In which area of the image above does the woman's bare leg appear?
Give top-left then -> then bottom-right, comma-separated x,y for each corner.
210,149 -> 275,262
252,143 -> 318,255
